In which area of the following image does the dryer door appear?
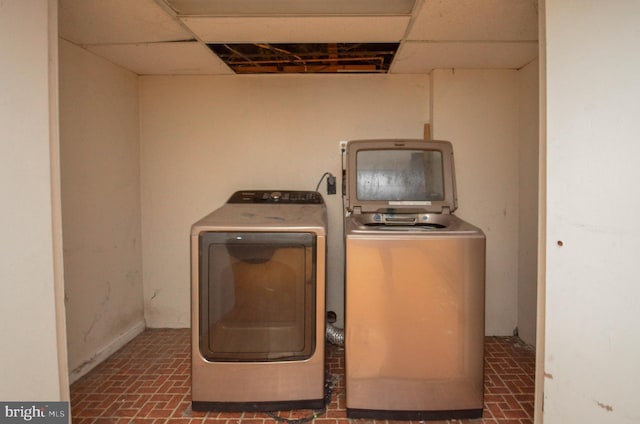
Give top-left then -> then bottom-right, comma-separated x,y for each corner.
198,232 -> 316,362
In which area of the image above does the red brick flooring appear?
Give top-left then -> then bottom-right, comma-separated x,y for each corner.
70,329 -> 535,424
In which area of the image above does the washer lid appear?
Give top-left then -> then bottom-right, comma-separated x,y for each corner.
344,139 -> 457,214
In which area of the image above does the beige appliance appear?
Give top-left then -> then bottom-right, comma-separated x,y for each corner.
190,190 -> 327,411
343,140 -> 486,420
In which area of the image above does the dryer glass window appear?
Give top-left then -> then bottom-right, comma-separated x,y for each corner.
356,149 -> 444,201
198,232 -> 316,361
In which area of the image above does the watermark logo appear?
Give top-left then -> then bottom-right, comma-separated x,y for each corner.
0,402 -> 68,423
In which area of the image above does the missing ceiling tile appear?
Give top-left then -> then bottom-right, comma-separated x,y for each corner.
207,43 -> 399,74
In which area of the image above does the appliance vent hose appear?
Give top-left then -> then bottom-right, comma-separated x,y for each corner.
326,322 -> 344,347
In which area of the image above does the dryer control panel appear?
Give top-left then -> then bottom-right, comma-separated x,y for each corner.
227,190 -> 324,204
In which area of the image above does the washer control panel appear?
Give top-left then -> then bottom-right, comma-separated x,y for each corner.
227,190 -> 324,204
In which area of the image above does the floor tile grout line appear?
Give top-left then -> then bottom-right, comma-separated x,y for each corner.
70,330 -> 535,423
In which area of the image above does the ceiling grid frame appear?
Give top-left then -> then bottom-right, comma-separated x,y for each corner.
57,0 -> 538,75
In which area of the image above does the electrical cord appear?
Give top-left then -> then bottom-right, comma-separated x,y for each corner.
264,374 -> 337,424
315,172 -> 335,192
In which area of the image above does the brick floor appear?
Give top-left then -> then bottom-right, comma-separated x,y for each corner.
71,329 -> 536,423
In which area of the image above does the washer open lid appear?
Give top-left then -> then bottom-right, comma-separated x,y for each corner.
344,139 -> 457,214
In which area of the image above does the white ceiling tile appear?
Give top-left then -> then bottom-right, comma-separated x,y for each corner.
181,16 -> 411,43
408,0 -> 538,41
85,42 -> 234,75
390,41 -> 538,73
59,0 -> 192,45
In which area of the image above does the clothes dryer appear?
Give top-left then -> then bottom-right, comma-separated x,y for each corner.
191,190 -> 327,411
343,140 -> 486,420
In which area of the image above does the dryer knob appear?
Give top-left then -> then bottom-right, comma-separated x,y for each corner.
270,191 -> 282,201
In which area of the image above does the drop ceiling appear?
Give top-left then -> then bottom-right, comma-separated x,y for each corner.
58,0 -> 538,75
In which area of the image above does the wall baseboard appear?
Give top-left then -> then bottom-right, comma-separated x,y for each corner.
69,320 -> 145,384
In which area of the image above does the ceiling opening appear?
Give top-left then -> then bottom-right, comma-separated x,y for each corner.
207,43 -> 400,74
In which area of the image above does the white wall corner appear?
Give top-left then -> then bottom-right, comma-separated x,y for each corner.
69,320 -> 145,384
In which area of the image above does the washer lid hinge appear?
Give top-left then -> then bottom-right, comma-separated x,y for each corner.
442,206 -> 451,214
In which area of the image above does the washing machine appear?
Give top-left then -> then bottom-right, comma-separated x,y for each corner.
343,140 -> 486,420
190,190 -> 327,411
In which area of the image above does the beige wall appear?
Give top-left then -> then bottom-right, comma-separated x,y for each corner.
0,0 -> 68,400
59,40 -> 144,381
431,69 -> 521,336
139,72 -> 535,336
543,1 -> 640,422
139,74 -> 430,327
